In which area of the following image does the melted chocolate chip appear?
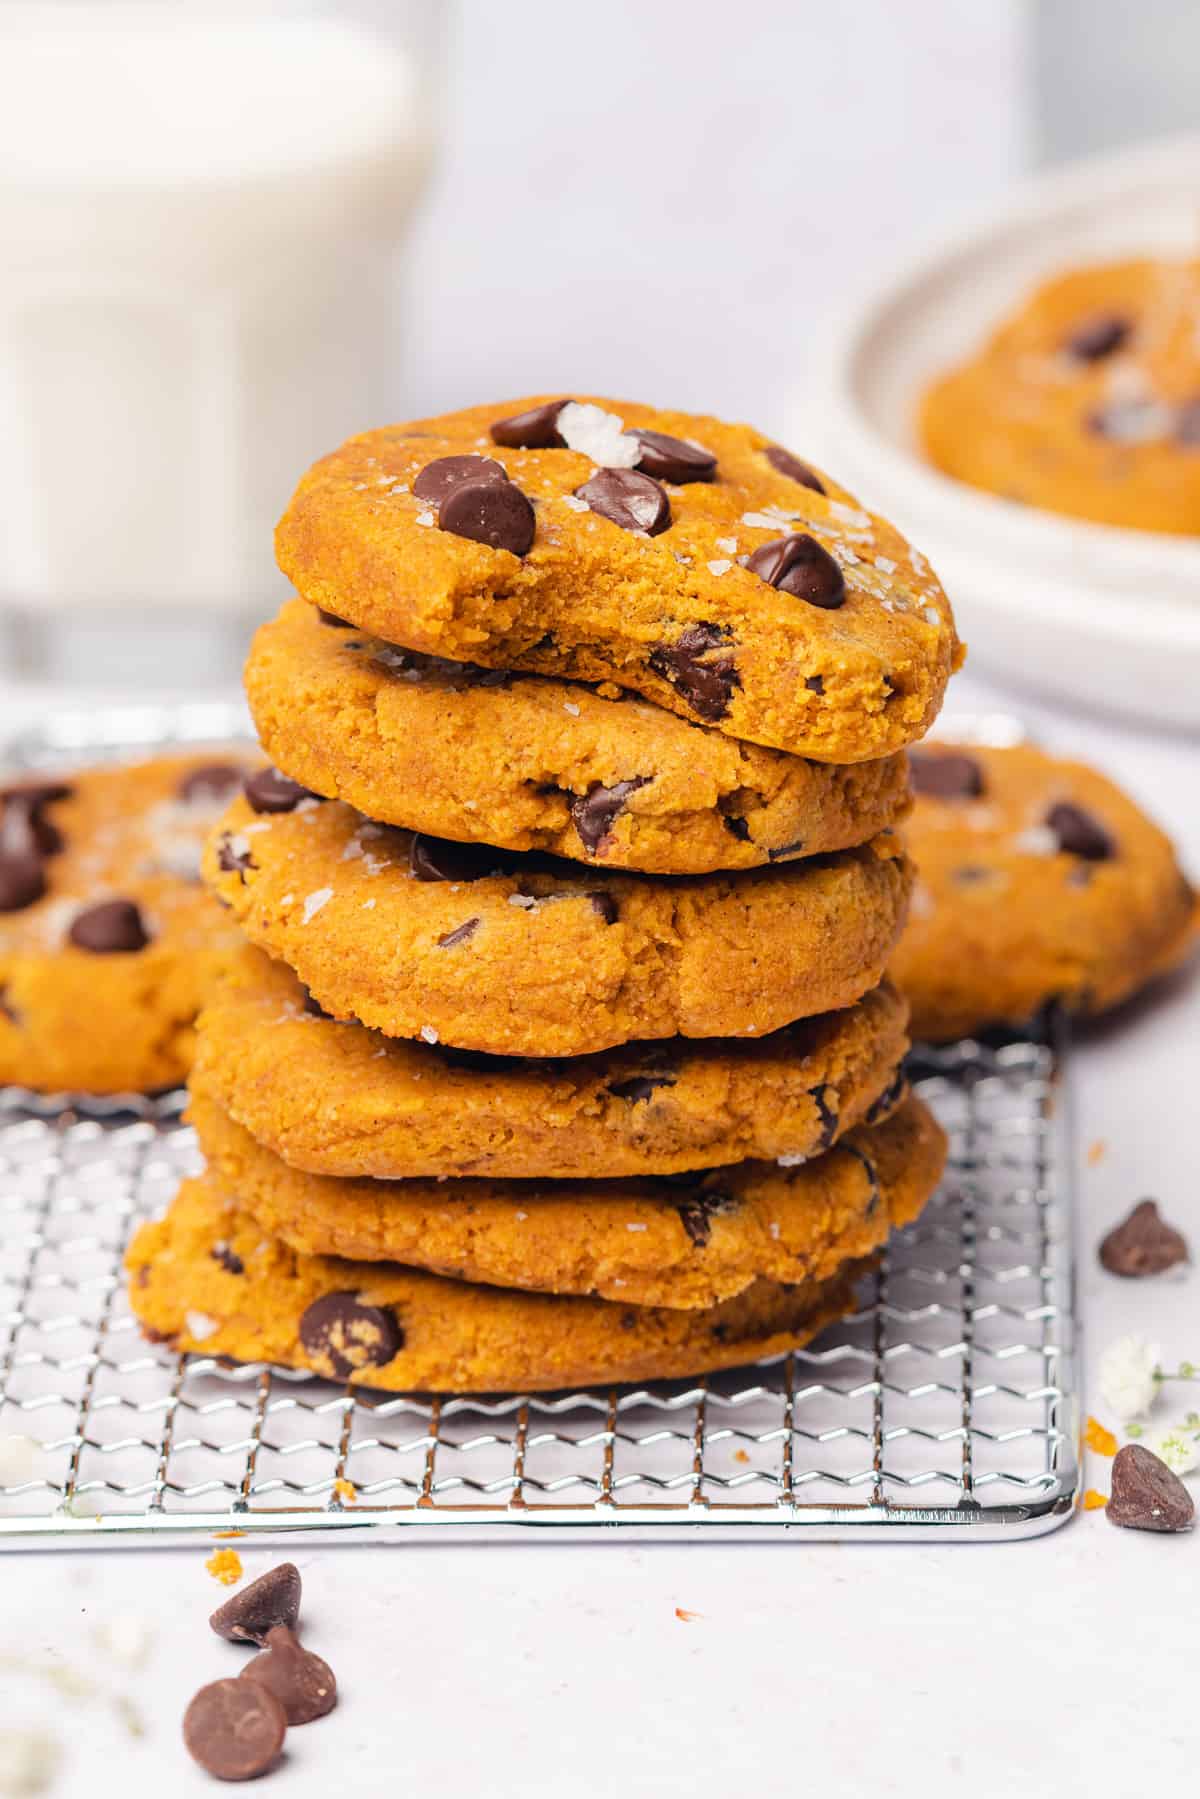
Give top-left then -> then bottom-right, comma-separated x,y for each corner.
217,832 -> 255,879
437,917 -> 480,949
631,429 -> 717,484
244,767 -> 315,815
211,1242 -> 245,1276
183,1678 -> 287,1781
1099,1199 -> 1189,1277
177,762 -> 242,804
909,750 -> 984,800
721,813 -> 751,843
490,399 -> 570,448
439,477 -> 536,555
68,898 -> 149,954
1046,802 -> 1114,861
1107,1443 -> 1195,1533
576,467 -> 671,536
409,835 -> 506,883
0,852 -> 45,913
589,892 -> 619,925
764,444 -> 826,493
317,608 -> 353,627
809,1084 -> 839,1152
413,454 -> 508,504
2,782 -> 72,857
608,1071 -> 676,1103
1064,312 -> 1131,362
570,777 -> 651,854
746,533 -> 845,608
805,674 -> 825,695
649,623 -> 740,722
839,1140 -> 881,1214
768,837 -> 806,862
863,1067 -> 908,1127
299,1291 -> 403,1379
677,1191 -> 736,1248
240,1626 -> 337,1726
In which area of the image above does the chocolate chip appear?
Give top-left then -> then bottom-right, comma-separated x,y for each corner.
575,468 -> 671,536
809,1084 -> 839,1152
299,1291 -> 403,1379
570,777 -> 651,854
952,865 -> 992,886
589,892 -> 619,925
1045,802 -> 1114,861
183,1678 -> 287,1781
490,399 -> 570,448
244,767 -> 314,815
721,813 -> 751,843
437,917 -> 480,949
439,477 -> 536,555
240,1626 -> 337,1726
0,985 -> 17,1025
608,1071 -> 676,1102
631,429 -> 716,484
677,1191 -> 736,1248
2,782 -> 71,857
211,1242 -> 245,1276
764,444 -> 826,493
217,831 -> 255,878
1174,399 -> 1200,446
746,533 -> 845,608
768,837 -> 806,861
409,834 -> 505,883
909,750 -> 985,800
839,1140 -> 881,1214
649,623 -> 740,722
1107,1443 -> 1195,1533
0,852 -> 45,913
805,674 -> 825,695
210,1563 -> 303,1646
863,1067 -> 908,1127
1064,312 -> 1130,362
1099,1199 -> 1189,1278
177,762 -> 242,804
67,898 -> 149,954
317,608 -> 353,627
412,454 -> 508,504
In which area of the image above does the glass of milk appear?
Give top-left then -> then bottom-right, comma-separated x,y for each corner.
0,2 -> 434,685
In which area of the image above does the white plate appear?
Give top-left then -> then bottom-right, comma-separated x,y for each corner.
804,133 -> 1200,730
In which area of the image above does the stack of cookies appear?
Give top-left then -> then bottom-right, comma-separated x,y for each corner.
128,397 -> 961,1393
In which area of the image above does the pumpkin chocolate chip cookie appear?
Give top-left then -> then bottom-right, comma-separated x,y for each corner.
128,1172 -> 877,1393
244,598 -> 912,875
0,753 -> 253,1093
203,789 -> 913,1056
275,396 -> 962,762
921,257 -> 1200,534
191,948 -> 910,1180
187,1091 -> 942,1310
891,742 -> 1198,1040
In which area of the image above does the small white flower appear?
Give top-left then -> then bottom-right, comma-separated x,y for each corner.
556,402 -> 640,468
1142,1424 -> 1200,1476
1099,1335 -> 1161,1421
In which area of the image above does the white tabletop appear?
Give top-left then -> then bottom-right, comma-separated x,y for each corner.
2,665 -> 1197,1799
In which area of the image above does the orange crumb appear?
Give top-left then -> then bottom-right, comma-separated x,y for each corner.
1087,1139 -> 1107,1167
674,1607 -> 703,1623
333,1478 -> 357,1503
733,1449 -> 750,1465
1083,1489 -> 1109,1511
205,1548 -> 243,1586
212,1529 -> 246,1540
1085,1417 -> 1117,1457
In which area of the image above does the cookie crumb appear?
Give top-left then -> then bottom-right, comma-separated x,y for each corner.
1083,1489 -> 1108,1511
333,1478 -> 357,1503
1087,1139 -> 1107,1167
674,1607 -> 703,1623
206,1548 -> 244,1587
1084,1416 -> 1117,1457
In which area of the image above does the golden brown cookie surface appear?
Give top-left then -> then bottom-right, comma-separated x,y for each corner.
192,948 -> 909,1179
127,1171 -> 871,1393
0,753 -> 253,1093
922,259 -> 1200,534
188,1091 -> 942,1310
204,792 -> 913,1056
276,396 -> 961,762
891,742 -> 1198,1040
245,599 -> 912,875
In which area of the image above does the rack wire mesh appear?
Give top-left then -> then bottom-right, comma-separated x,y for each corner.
0,707 -> 1080,1544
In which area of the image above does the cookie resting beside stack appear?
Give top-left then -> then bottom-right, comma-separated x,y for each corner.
127,395 -> 960,1392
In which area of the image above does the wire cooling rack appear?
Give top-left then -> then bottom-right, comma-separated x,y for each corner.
0,706 -> 1080,1545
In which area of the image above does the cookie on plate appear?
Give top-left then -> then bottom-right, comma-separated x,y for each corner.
0,753 -> 253,1093
891,742 -> 1198,1040
244,598 -> 912,874
921,257 -> 1200,534
191,947 -> 910,1179
203,789 -> 913,1056
275,396 -> 962,762
128,1172 -> 871,1393
187,1091 -> 942,1310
